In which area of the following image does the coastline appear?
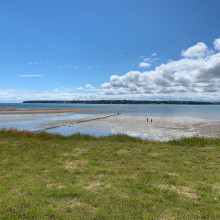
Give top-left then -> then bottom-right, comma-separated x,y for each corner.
1,112 -> 220,141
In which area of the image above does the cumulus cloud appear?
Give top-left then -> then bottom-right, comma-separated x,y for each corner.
18,75 -> 42,77
100,82 -> 111,89
139,62 -> 151,68
181,42 -> 207,58
3,39 -> 220,102
85,84 -> 94,89
214,38 -> 220,51
100,38 -> 220,100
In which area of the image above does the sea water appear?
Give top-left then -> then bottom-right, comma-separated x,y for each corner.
1,103 -> 220,120
1,103 -> 220,138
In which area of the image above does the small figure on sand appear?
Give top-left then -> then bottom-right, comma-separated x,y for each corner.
151,119 -> 152,123
147,118 -> 148,123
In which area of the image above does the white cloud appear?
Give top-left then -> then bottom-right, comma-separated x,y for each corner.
2,38 -> 220,102
85,84 -> 94,89
214,38 -> 220,51
144,57 -> 160,62
29,62 -> 38,65
53,88 -> 59,92
18,75 -> 42,77
139,62 -> 151,68
151,53 -> 157,56
76,87 -> 83,90
100,38 -> 220,100
0,89 -> 105,102
100,82 -> 111,89
182,42 -> 207,58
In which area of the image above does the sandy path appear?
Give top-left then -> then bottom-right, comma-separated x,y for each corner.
41,114 -> 118,130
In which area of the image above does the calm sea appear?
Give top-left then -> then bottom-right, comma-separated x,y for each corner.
1,103 -> 220,120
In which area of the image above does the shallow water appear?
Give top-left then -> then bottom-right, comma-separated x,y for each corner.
1,103 -> 220,138
47,125 -> 112,137
1,103 -> 220,120
0,113 -> 88,132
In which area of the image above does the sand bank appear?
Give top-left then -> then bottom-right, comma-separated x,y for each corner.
0,108 -> 131,115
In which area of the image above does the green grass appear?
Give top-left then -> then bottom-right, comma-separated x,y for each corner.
0,129 -> 220,219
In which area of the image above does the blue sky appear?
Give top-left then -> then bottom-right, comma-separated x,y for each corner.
1,0 -> 220,102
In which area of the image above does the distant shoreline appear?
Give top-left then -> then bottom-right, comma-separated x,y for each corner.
23,100 -> 220,105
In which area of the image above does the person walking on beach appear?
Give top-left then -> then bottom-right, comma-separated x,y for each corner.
147,118 -> 148,123
151,119 -> 152,123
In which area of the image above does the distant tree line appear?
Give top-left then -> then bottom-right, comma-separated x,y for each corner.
23,100 -> 220,105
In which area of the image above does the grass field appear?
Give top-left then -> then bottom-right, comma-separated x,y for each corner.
0,129 -> 220,219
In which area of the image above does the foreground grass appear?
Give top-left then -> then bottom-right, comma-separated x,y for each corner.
0,129 -> 220,219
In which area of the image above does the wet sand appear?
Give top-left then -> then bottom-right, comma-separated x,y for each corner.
0,108 -> 130,115
81,115 -> 220,141
0,112 -> 220,141
41,114 -> 117,131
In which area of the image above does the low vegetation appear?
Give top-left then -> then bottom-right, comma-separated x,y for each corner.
0,129 -> 220,219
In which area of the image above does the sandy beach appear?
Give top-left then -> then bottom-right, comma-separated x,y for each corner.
80,115 -> 220,141
0,112 -> 220,141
